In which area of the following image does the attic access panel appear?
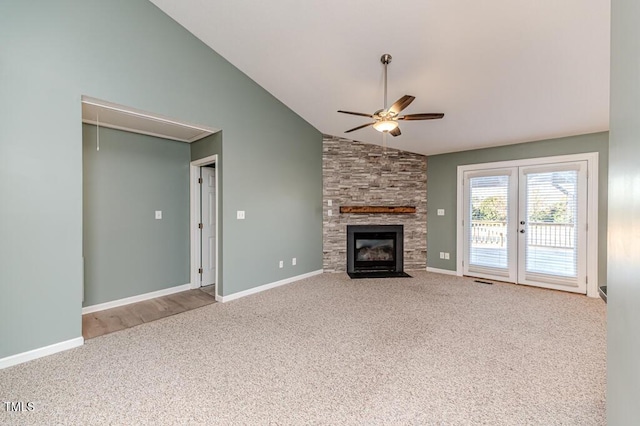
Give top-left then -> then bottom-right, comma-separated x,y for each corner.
81,96 -> 218,143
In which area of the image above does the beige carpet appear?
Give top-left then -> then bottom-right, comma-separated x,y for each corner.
0,271 -> 606,425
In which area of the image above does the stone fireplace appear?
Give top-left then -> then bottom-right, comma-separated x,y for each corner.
323,135 -> 427,272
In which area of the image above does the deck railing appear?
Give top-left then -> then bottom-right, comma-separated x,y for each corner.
527,222 -> 575,248
470,221 -> 575,249
470,221 -> 507,246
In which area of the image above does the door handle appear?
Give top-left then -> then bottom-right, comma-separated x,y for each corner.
520,221 -> 526,225
519,229 -> 525,233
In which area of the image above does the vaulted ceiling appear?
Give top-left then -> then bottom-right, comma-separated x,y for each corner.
149,0 -> 610,156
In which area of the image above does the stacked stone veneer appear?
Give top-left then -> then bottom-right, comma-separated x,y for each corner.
323,135 -> 427,272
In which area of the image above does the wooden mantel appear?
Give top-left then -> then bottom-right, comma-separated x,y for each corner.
339,206 -> 416,214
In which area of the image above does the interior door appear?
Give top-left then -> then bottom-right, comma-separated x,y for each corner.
200,166 -> 216,287
463,161 -> 588,294
517,162 -> 587,293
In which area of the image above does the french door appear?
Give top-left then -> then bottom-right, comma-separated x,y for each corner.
462,161 -> 588,293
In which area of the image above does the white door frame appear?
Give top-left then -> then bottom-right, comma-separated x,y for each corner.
190,154 -> 220,300
456,152 -> 599,297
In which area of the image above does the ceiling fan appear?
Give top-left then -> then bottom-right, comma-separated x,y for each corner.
338,54 -> 444,137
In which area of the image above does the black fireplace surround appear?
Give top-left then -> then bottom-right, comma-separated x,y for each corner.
346,225 -> 411,278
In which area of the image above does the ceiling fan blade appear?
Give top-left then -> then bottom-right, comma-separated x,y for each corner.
344,122 -> 375,133
389,127 -> 402,137
399,113 -> 445,121
388,95 -> 416,115
337,110 -> 374,118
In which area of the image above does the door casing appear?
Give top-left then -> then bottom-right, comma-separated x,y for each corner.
456,152 -> 599,297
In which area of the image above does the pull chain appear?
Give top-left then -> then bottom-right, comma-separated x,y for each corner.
96,113 -> 100,152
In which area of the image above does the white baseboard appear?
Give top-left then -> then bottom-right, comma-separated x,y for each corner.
218,270 -> 323,303
426,267 -> 459,276
82,283 -> 191,314
0,337 -> 84,370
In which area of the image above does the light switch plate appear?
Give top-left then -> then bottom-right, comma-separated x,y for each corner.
237,210 -> 245,220
155,210 -> 162,219
328,209 -> 332,216
327,200 -> 332,206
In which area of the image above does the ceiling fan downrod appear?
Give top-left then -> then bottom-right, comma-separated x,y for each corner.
381,54 -> 392,110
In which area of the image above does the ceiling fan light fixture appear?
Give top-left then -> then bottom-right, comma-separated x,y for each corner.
373,120 -> 399,133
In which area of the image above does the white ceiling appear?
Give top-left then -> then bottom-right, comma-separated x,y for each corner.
149,0 -> 610,156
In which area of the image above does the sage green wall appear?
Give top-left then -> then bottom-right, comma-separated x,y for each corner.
426,132 -> 608,285
223,115 -> 322,294
0,0 -> 322,360
191,132 -> 222,162
608,0 -> 640,422
82,125 -> 190,306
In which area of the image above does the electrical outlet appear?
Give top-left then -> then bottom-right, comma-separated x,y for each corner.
328,209 -> 332,216
439,252 -> 445,259
292,257 -> 297,266
279,260 -> 284,268
237,210 -> 245,220
437,209 -> 445,216
155,210 -> 162,220
444,252 -> 450,260
327,200 -> 332,206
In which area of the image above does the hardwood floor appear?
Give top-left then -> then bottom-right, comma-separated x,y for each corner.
82,289 -> 216,340
199,284 -> 217,297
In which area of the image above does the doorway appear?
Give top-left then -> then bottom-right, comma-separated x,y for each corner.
190,155 -> 219,299
456,153 -> 599,296
81,96 -> 219,311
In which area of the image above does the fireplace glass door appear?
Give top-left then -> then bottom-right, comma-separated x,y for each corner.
354,232 -> 396,272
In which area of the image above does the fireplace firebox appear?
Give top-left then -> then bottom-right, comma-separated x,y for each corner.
346,225 -> 411,278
